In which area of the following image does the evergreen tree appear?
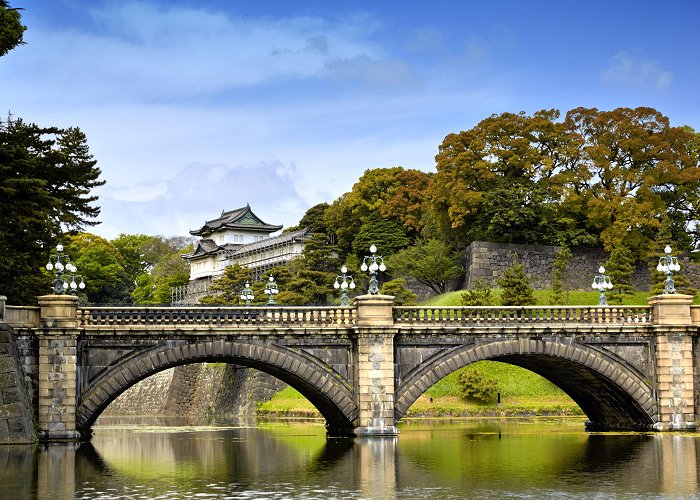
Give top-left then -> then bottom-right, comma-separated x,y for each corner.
549,245 -> 573,305
605,244 -> 635,304
387,239 -> 463,294
380,278 -> 418,306
461,280 -> 495,306
199,264 -> 253,305
498,256 -> 535,306
0,117 -> 104,303
0,1 -> 25,58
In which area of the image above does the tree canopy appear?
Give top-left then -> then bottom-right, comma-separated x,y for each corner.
0,1 -> 25,58
430,107 -> 700,259
0,116 -> 104,303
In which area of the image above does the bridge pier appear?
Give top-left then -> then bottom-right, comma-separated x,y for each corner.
354,295 -> 399,436
37,295 -> 81,442
650,294 -> 697,431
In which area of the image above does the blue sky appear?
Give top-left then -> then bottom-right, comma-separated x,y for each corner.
1,0 -> 698,239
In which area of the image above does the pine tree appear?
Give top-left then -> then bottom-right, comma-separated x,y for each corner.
498,256 -> 535,306
549,245 -> 573,305
461,280 -> 495,306
605,244 -> 635,304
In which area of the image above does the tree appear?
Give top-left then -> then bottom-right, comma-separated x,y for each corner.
498,256 -> 535,306
352,218 -> 410,259
0,117 -> 104,303
200,264 -> 253,305
549,245 -> 573,305
388,239 -> 463,294
63,233 -> 131,304
324,167 -> 423,258
431,109 -> 575,247
604,243 -> 635,304
461,280 -> 495,306
380,278 -> 418,306
0,1 -> 25,57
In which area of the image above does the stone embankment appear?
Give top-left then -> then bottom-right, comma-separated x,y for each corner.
0,328 -> 35,443
103,363 -> 286,418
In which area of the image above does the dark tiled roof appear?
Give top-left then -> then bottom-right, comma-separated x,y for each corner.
226,228 -> 310,257
182,238 -> 220,259
189,204 -> 283,236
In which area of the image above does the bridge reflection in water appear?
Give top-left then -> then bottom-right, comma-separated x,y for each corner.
0,419 -> 698,498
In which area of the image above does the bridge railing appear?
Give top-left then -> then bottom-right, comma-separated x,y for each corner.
393,305 -> 653,326
78,306 -> 357,328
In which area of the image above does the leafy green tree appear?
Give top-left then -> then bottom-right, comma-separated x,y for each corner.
0,1 -> 25,57
604,243 -> 635,304
461,280 -> 495,306
132,250 -> 190,304
0,117 -> 104,303
498,256 -> 535,306
380,278 -> 418,305
63,233 -> 131,304
388,239 -> 463,294
549,245 -> 573,305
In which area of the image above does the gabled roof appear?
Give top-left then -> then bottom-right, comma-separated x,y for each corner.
181,238 -> 221,260
189,204 -> 283,236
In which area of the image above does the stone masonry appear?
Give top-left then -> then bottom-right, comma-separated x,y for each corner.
463,241 -> 700,291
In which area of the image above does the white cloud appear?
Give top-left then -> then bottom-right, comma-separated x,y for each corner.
602,51 -> 673,90
96,160 -> 308,238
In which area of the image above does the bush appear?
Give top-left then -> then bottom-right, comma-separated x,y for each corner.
458,368 -> 499,403
460,279 -> 495,306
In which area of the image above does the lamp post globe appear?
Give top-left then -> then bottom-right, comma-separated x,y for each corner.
361,245 -> 386,295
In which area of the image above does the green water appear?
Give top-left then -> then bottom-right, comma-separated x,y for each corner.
1,417 -> 698,499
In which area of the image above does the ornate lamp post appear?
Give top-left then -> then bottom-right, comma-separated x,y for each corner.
360,244 -> 386,295
45,243 -> 85,295
240,281 -> 254,306
333,265 -> 356,306
264,275 -> 279,305
656,245 -> 681,294
591,265 -> 613,305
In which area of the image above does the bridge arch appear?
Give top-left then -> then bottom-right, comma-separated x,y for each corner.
395,338 -> 657,431
76,340 -> 358,439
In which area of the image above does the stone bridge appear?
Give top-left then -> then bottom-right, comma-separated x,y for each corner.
1,293 -> 698,442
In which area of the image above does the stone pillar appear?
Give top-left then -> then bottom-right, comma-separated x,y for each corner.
354,294 -> 398,436
37,295 -> 81,441
649,294 -> 696,431
0,295 -> 6,322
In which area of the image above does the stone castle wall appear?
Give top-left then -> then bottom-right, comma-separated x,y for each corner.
0,328 -> 36,443
104,363 -> 286,418
463,241 -> 700,291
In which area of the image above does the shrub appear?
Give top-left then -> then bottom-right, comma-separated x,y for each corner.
458,368 -> 499,403
461,280 -> 495,306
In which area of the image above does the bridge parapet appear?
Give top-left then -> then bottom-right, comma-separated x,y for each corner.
78,305 -> 356,329
393,305 -> 653,326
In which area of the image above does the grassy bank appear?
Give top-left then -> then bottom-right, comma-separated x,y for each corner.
257,361 -> 583,419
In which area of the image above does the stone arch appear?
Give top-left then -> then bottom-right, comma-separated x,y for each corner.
76,340 -> 357,439
395,338 -> 656,431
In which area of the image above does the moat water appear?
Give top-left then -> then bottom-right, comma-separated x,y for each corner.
1,417 -> 698,499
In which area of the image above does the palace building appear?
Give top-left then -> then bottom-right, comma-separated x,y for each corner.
172,205 -> 308,304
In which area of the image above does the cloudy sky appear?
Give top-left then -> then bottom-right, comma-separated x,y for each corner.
2,1 -> 698,239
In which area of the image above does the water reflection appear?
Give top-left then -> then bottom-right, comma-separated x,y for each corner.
1,418 -> 698,499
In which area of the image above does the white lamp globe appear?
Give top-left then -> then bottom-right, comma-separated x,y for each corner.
369,244 -> 377,253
